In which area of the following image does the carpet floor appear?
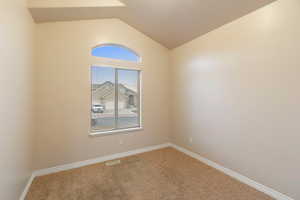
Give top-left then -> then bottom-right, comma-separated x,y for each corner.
26,147 -> 274,200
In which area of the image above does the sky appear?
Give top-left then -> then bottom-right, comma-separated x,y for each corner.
91,45 -> 139,90
92,45 -> 140,62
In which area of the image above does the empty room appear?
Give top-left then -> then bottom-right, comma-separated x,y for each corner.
1,0 -> 300,199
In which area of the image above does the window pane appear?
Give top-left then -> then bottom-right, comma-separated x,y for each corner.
117,69 -> 139,129
92,45 -> 140,62
91,66 -> 115,131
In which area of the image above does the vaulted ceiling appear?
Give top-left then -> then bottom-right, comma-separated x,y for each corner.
29,0 -> 276,49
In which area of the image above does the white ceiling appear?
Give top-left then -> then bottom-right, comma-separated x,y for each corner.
29,0 -> 276,49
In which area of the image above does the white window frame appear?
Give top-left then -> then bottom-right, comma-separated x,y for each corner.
89,46 -> 143,136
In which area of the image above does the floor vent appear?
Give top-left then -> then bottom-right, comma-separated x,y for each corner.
105,159 -> 121,166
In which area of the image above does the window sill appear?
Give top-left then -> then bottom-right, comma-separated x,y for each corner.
89,127 -> 143,137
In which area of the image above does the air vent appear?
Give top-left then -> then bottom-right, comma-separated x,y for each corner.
105,159 -> 121,166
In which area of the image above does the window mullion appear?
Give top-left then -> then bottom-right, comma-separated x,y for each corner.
137,71 -> 141,127
114,68 -> 119,129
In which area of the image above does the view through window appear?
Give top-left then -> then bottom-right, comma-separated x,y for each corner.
91,44 -> 141,133
92,44 -> 140,62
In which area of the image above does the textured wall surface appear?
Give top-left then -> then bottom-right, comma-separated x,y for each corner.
34,19 -> 171,170
171,0 -> 300,198
0,0 -> 35,199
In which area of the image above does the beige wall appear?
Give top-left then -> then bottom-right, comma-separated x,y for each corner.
34,19 -> 171,169
0,0 -> 35,199
171,0 -> 300,198
3,0 -> 298,198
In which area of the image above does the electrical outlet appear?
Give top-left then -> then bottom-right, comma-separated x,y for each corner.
189,137 -> 193,144
119,140 -> 123,145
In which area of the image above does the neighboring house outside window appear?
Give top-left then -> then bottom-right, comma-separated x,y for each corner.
90,44 -> 142,135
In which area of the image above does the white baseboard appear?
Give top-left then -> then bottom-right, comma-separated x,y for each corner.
20,142 -> 294,200
33,143 -> 171,177
20,143 -> 171,199
19,174 -> 35,200
170,143 -> 294,200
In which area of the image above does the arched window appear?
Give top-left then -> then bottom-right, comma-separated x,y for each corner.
92,44 -> 140,62
90,44 -> 142,135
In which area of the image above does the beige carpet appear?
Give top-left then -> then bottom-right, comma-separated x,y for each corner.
26,148 -> 274,200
